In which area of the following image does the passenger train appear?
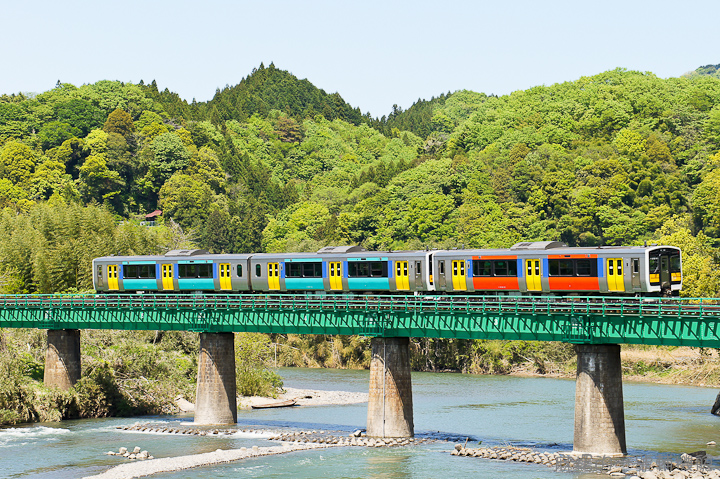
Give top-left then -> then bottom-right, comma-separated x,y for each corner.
92,242 -> 682,296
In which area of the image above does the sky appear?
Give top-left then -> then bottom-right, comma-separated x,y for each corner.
1,0 -> 719,118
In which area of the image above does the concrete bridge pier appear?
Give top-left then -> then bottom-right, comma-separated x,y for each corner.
194,332 -> 237,424
367,337 -> 414,438
44,329 -> 81,390
573,344 -> 626,456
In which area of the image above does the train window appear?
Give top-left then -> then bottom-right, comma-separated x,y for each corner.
473,260 -> 492,276
670,255 -> 681,273
140,265 -> 150,278
548,259 -> 575,276
649,257 -> 659,273
286,264 -> 299,278
549,259 -> 595,277
178,264 -> 213,279
576,259 -> 592,277
237,264 -> 243,277
559,260 -> 574,276
494,261 -> 510,276
256,264 -> 261,277
416,262 -> 421,274
348,261 -> 388,278
123,264 -> 156,279
286,262 -> 322,278
496,260 -> 517,277
632,259 -> 639,274
439,261 -> 445,275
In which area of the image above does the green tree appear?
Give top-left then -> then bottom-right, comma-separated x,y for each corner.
0,141 -> 36,185
78,155 -> 125,205
187,147 -> 225,192
148,133 -> 191,187
37,122 -> 81,150
158,173 -> 214,229
102,109 -> 135,137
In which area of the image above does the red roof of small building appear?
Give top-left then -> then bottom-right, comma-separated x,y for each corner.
145,210 -> 162,219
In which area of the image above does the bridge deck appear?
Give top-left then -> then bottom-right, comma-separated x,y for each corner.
0,294 -> 719,347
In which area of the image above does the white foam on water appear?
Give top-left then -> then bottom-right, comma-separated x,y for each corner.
0,426 -> 71,448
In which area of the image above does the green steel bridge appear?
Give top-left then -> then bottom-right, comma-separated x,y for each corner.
1,293 -> 719,347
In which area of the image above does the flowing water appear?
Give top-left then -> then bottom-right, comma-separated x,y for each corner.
2,368 -> 719,478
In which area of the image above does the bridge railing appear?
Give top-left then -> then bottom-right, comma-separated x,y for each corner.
1,294 -> 720,347
0,293 -> 718,316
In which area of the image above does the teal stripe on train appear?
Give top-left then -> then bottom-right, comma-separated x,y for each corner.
285,278 -> 324,290
122,279 -> 159,290
178,279 -> 215,290
348,278 -> 390,290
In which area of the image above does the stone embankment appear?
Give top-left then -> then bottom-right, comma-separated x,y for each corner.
269,430 -> 435,447
118,424 -> 238,436
118,423 -> 440,447
451,445 -> 720,479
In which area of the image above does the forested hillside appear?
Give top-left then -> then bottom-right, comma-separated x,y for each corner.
1,64 -> 720,298
4,64 -> 720,424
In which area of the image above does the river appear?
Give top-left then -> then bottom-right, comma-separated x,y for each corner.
2,368 -> 719,478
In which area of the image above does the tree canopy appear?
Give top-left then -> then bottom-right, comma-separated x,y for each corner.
0,64 -> 719,295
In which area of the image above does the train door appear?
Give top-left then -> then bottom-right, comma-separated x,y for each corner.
329,262 -> 343,290
607,258 -> 623,292
161,264 -> 174,290
219,263 -> 232,290
526,259 -> 541,291
395,261 -> 409,290
268,263 -> 280,290
631,258 -> 641,289
451,260 -> 467,291
107,265 -> 119,291
437,260 -> 446,289
660,256 -> 670,287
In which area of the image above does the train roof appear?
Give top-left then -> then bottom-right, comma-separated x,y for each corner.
432,244 -> 680,257
93,253 -> 253,263
92,250 -> 430,263
93,244 -> 680,263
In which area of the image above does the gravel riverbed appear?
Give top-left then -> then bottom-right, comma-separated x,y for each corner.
82,443 -> 338,479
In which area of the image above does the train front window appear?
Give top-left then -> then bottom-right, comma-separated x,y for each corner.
670,255 -> 681,273
649,257 -> 659,274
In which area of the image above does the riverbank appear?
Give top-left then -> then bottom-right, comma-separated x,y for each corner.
175,387 -> 368,413
239,387 -> 368,409
508,346 -> 720,388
